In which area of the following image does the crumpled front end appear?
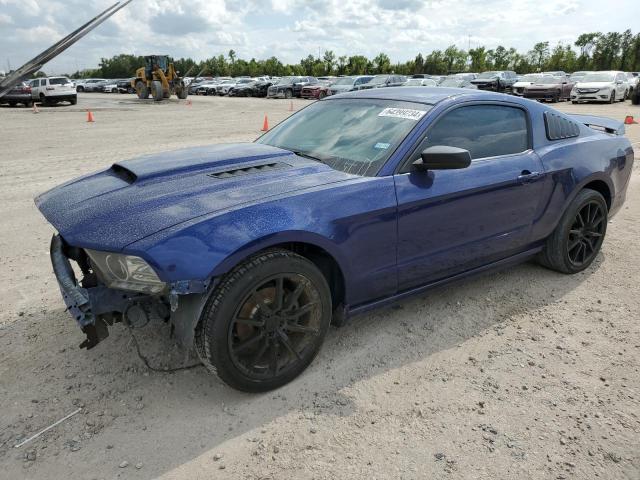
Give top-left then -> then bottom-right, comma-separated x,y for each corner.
49,234 -> 209,350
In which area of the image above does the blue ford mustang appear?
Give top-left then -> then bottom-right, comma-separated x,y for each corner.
36,88 -> 634,391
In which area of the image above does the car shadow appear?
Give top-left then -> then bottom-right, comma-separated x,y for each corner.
1,255 -> 601,478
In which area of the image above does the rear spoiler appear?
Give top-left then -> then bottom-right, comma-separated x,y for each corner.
569,114 -> 625,135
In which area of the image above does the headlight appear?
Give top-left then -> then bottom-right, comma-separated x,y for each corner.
85,250 -> 166,294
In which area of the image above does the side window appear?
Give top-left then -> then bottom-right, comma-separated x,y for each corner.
40,79 -> 45,87
417,105 -> 529,160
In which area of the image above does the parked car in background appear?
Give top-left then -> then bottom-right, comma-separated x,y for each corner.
36,87 -> 634,392
543,71 -> 567,77
523,75 -> 575,102
251,80 -> 274,98
470,71 -> 517,92
267,76 -> 303,98
358,75 -> 407,90
328,75 -> 374,95
300,80 -> 334,99
29,77 -> 77,105
75,78 -> 106,92
0,82 -> 33,107
292,77 -> 319,97
569,71 -> 591,82
228,81 -> 261,97
403,78 -> 438,87
438,77 -> 478,89
511,73 -> 548,96
571,71 -> 629,103
117,78 -> 135,94
101,80 -> 120,93
626,72 -> 639,94
196,81 -> 222,96
452,73 -> 477,81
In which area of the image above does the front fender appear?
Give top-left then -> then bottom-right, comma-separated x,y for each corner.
209,229 -> 350,279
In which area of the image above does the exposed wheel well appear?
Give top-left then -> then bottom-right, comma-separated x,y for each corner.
270,242 -> 346,310
583,180 -> 611,210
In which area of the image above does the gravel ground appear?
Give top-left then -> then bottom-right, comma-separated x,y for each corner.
0,93 -> 639,480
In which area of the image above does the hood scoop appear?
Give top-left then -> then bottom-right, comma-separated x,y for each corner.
208,162 -> 290,179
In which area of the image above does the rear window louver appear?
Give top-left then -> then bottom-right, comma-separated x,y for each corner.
207,162 -> 289,179
544,111 -> 581,141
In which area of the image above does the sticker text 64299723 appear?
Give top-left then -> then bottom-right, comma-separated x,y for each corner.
378,107 -> 427,121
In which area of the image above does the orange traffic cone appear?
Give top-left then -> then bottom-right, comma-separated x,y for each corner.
86,110 -> 95,123
624,115 -> 636,125
261,114 -> 269,131
289,101 -> 294,112
32,103 -> 39,114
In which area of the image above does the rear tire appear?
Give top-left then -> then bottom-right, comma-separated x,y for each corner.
196,249 -> 332,392
151,80 -> 163,101
24,100 -> 33,108
538,189 -> 607,274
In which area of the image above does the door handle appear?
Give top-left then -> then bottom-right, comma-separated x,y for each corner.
518,171 -> 543,183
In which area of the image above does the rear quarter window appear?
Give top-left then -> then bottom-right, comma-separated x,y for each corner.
543,111 -> 581,140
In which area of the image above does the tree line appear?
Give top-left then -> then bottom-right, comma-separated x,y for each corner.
68,30 -> 640,79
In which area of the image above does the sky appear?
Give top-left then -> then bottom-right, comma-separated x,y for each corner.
0,0 -> 636,74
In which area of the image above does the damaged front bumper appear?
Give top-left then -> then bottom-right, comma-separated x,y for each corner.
50,235 -> 210,350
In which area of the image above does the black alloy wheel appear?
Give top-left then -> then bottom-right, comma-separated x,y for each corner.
538,189 -> 608,274
227,273 -> 322,380
566,200 -> 606,268
196,249 -> 332,392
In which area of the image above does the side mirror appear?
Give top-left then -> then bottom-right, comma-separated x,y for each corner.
413,146 -> 472,171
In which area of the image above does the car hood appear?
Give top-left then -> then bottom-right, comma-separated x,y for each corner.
528,83 -> 561,89
575,81 -> 613,89
471,77 -> 498,83
35,143 -> 352,251
331,84 -> 353,92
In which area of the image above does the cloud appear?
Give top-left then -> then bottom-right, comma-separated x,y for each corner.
0,0 -> 635,74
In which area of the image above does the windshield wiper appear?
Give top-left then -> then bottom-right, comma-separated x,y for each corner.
290,150 -> 328,165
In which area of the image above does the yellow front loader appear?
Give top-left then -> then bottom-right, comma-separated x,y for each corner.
132,55 -> 188,101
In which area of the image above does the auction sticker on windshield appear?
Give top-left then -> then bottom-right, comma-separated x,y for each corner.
378,107 -> 427,121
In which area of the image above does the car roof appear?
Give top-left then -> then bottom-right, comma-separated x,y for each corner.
328,86 -> 500,105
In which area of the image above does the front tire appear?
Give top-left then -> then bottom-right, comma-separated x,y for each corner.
609,91 -> 615,104
136,81 -> 149,99
538,189 -> 607,274
196,249 -> 332,392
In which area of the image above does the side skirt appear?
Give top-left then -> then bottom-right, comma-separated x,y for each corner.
346,247 -> 543,318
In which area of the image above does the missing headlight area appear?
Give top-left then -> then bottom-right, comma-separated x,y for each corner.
50,235 -> 203,350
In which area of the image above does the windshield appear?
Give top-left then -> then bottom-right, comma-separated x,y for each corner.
581,73 -> 615,82
333,77 -> 354,86
477,71 -> 498,79
535,76 -> 562,84
440,78 -> 461,87
49,77 -> 71,85
276,77 -> 300,85
369,75 -> 390,85
519,75 -> 542,82
405,79 -> 424,86
257,99 -> 432,176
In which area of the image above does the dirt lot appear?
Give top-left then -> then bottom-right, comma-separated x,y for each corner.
0,93 -> 639,480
